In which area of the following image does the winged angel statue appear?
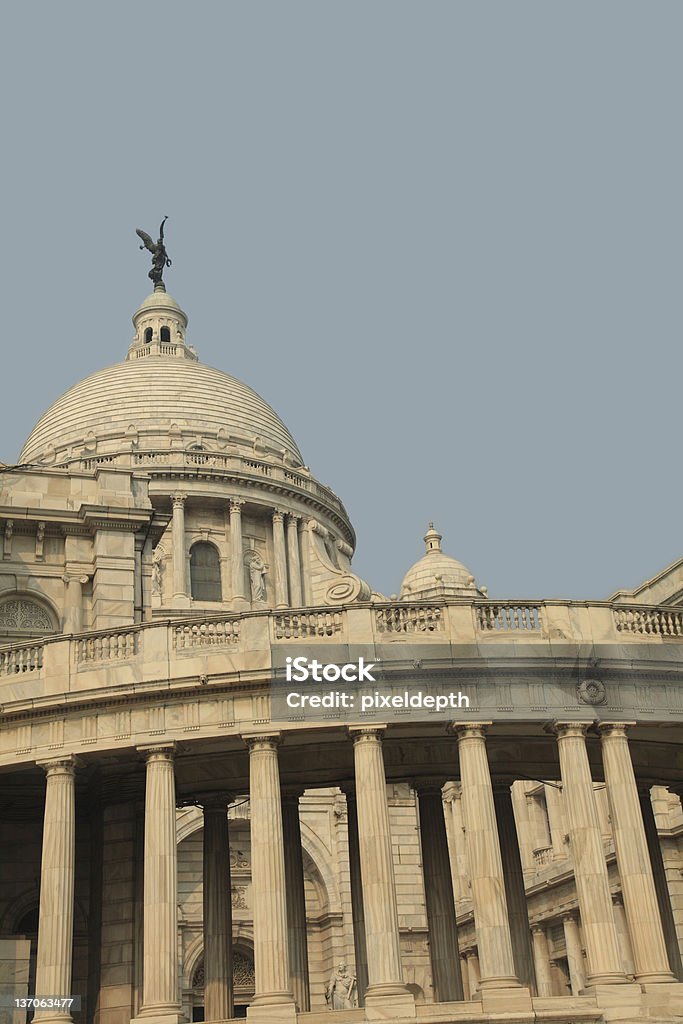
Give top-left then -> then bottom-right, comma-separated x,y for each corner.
136,216 -> 172,287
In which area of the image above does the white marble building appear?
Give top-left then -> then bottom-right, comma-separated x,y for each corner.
1,281 -> 683,1024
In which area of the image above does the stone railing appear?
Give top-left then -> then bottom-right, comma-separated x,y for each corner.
375,605 -> 443,634
475,602 -> 542,632
175,619 -> 240,650
75,631 -> 138,664
614,605 -> 683,638
273,611 -> 343,640
533,846 -> 554,867
0,643 -> 44,675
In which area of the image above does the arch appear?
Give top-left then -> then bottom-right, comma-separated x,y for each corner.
144,327 -> 153,343
160,326 -> 171,343
190,542 -> 222,602
0,592 -> 59,643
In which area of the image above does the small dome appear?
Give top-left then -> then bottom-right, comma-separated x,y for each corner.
400,524 -> 479,600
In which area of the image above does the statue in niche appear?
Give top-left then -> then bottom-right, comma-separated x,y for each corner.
244,549 -> 268,603
325,963 -> 357,1010
151,547 -> 164,595
136,216 -> 172,287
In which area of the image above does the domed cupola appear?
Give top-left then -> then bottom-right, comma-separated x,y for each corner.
128,283 -> 195,360
400,523 -> 482,600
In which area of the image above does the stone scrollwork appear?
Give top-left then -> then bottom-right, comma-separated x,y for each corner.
325,574 -> 371,605
577,678 -> 607,706
0,597 -> 56,634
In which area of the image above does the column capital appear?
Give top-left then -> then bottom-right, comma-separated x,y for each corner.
281,783 -> 305,801
172,493 -> 187,508
242,731 -> 282,753
197,793 -> 233,811
547,720 -> 592,739
272,508 -> 285,523
561,910 -> 578,924
597,721 -> 636,738
531,923 -> 546,935
412,777 -> 446,796
229,498 -> 244,513
464,948 -> 479,960
287,512 -> 302,525
441,780 -> 461,803
450,721 -> 491,741
348,724 -> 387,745
137,742 -> 176,764
37,755 -> 79,777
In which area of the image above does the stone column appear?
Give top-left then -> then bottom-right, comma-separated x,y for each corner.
281,789 -> 310,1012
272,511 -> 289,608
350,727 -> 412,1011
453,724 -> 518,989
465,951 -> 480,998
598,723 -> 674,982
562,913 -> 586,994
229,499 -> 248,609
612,896 -> 635,977
552,722 -> 626,985
639,787 -> 683,980
286,515 -> 303,608
531,926 -> 553,997
63,574 -> 87,634
171,494 -> 188,603
345,791 -> 369,1007
416,786 -> 463,1002
34,758 -> 77,1024
139,745 -> 182,1019
203,801 -> 233,1021
492,783 -> 536,991
245,734 -> 295,1015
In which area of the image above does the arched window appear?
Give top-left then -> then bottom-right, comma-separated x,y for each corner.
144,327 -> 153,343
160,326 -> 171,343
0,595 -> 58,643
190,543 -> 222,602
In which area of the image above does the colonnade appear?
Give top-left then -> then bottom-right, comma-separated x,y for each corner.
171,494 -> 304,609
31,722 -> 681,1024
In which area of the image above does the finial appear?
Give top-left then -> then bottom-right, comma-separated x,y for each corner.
424,522 -> 442,554
136,216 -> 172,289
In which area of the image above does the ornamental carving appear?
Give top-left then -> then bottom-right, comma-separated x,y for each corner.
231,884 -> 248,909
229,847 -> 249,868
577,678 -> 606,706
191,952 -> 254,990
0,599 -> 56,634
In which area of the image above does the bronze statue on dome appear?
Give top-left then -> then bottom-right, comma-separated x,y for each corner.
136,216 -> 172,288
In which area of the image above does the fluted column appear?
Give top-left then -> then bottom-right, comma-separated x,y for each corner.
598,723 -> 674,982
552,722 -> 626,985
63,574 -> 87,633
492,783 -> 536,991
203,800 -> 233,1021
346,791 -> 369,1007
286,515 -> 303,607
139,745 -> 181,1017
638,787 -> 683,979
245,734 -> 295,1011
34,758 -> 77,1024
171,494 -> 188,602
612,896 -> 635,976
416,786 -> 464,1002
272,511 -> 289,608
453,724 -> 518,989
531,926 -> 553,997
562,913 -> 586,994
465,951 -> 480,998
229,499 -> 248,609
350,727 -> 411,1007
282,789 -> 310,1011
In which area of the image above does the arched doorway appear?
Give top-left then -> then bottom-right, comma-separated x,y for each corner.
190,949 -> 254,1020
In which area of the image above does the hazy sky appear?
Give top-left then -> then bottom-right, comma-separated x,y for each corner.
1,2 -> 681,602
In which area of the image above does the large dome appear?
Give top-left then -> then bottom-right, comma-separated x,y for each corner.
19,358 -> 303,466
19,288 -> 304,467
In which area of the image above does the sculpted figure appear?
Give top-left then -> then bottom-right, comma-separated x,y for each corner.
244,549 -> 268,603
136,216 -> 172,287
151,547 -> 164,595
325,962 -> 357,1010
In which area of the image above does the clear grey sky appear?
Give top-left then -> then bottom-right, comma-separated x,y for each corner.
1,2 -> 681,601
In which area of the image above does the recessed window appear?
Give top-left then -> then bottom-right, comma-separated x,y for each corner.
190,543 -> 222,602
144,327 -> 153,343
160,326 -> 171,343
